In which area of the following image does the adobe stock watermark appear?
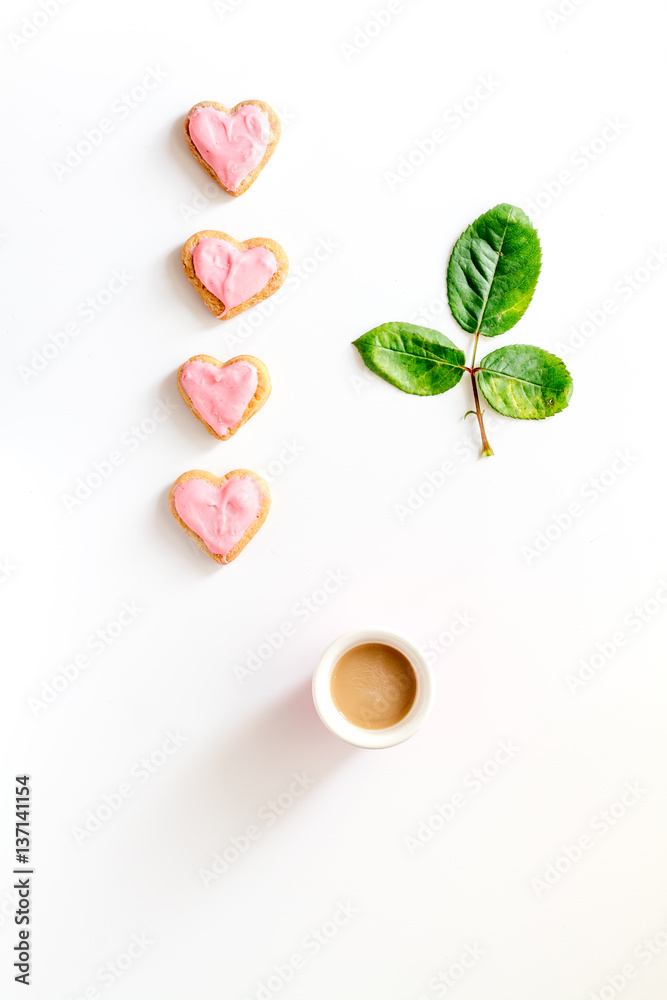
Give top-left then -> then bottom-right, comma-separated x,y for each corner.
18,268 -> 133,384
240,900 -> 358,1000
555,246 -> 667,360
256,439 -> 305,486
64,933 -> 153,1000
413,944 -> 485,1000
545,0 -> 592,29
198,772 -> 314,888
212,0 -> 250,17
350,371 -> 375,395
404,740 -> 520,855
0,557 -> 16,584
523,117 -> 627,220
233,569 -> 349,684
565,578 -> 667,695
407,290 -> 450,328
394,414 -> 504,524
61,397 -> 178,513
384,76 -> 501,191
521,448 -> 638,564
588,915 -> 667,1000
27,601 -> 144,716
71,731 -> 189,845
339,0 -> 418,63
51,66 -> 167,181
224,236 -> 338,349
420,612 -> 476,666
8,0 -> 72,52
530,781 -> 647,896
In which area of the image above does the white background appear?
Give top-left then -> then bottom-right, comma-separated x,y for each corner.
2,0 -> 667,997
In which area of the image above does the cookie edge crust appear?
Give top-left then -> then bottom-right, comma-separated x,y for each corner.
183,99 -> 281,197
177,354 -> 271,441
181,229 -> 289,321
168,468 -> 271,564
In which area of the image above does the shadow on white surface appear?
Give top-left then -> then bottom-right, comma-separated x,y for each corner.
167,115 -> 235,207
205,677 -> 356,802
120,679 -> 355,903
166,243 -> 208,317
158,370 -> 222,450
153,481 -> 222,576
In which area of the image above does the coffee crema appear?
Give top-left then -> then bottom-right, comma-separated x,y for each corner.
330,642 -> 417,730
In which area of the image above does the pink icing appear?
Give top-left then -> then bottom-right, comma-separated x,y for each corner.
188,104 -> 270,192
180,360 -> 258,437
173,475 -> 264,561
192,238 -> 277,316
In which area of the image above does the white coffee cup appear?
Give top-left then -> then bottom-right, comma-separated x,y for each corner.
312,628 -> 435,749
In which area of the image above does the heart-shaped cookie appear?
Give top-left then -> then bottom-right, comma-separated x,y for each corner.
177,354 -> 271,440
169,469 -> 270,564
182,230 -> 288,320
184,100 -> 280,196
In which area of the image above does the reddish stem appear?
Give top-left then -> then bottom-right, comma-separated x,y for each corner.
470,369 -> 494,457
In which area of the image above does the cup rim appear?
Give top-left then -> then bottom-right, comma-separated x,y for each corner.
312,628 -> 435,749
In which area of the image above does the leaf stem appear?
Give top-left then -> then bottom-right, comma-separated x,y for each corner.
469,331 -> 493,457
470,330 -> 481,369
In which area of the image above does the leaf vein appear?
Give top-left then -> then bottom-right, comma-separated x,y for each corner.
372,345 -> 465,369
474,208 -> 514,334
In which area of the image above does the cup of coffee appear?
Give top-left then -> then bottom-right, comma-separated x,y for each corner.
312,629 -> 435,748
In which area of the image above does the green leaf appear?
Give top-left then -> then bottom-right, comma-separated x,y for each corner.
447,203 -> 541,337
353,322 -> 465,396
477,344 -> 573,420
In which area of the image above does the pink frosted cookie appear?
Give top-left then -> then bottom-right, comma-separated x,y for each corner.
169,469 -> 270,564
184,100 -> 280,196
181,230 -> 288,321
177,354 -> 271,441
